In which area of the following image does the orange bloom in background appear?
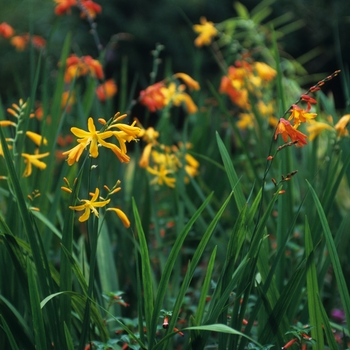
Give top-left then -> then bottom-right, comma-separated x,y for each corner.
10,35 -> 29,51
139,82 -> 167,112
80,0 -> 102,19
9,33 -> 45,51
64,54 -> 104,83
61,91 -> 76,111
335,114 -> 350,137
219,71 -> 249,109
96,79 -> 117,101
0,22 -> 15,38
288,104 -> 317,128
54,0 -> 77,15
274,118 -> 307,147
31,35 -> 46,49
193,17 -> 218,47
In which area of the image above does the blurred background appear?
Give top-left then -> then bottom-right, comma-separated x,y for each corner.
0,0 -> 349,107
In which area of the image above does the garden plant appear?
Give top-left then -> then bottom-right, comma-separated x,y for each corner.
0,0 -> 349,349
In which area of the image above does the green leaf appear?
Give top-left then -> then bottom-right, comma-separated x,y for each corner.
185,324 -> 262,347
216,132 -> 246,211
0,314 -> 20,350
306,180 -> 350,335
196,246 -> 217,323
305,216 -> 324,349
132,197 -> 154,345
28,260 -> 47,350
151,192 -> 214,349
233,2 -> 250,19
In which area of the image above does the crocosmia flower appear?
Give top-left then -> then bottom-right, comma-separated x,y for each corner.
96,79 -> 117,101
54,0 -> 77,15
69,188 -> 110,222
335,114 -> 350,137
64,54 -> 104,83
0,22 -> 15,38
139,82 -> 167,112
193,17 -> 218,47
274,118 -> 307,147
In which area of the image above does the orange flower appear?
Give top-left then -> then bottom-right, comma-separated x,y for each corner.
288,104 -> 317,128
193,17 -> 218,47
0,22 -> 15,38
274,118 -> 307,147
96,79 -> 117,101
219,73 -> 249,109
63,54 -> 104,83
80,0 -> 102,19
31,35 -> 46,49
54,0 -> 77,15
139,82 -> 167,112
10,34 -> 29,51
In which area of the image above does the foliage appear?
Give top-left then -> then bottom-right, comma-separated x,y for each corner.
0,1 -> 350,350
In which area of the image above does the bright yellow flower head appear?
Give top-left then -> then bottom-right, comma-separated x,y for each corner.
335,114 -> 350,137
63,117 -> 132,165
288,104 -> 317,128
147,164 -> 176,188
253,62 -> 276,81
193,17 -> 218,47
306,120 -> 334,141
22,151 -> 50,177
69,188 -> 110,222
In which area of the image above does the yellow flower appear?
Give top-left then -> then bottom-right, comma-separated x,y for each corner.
147,164 -> 176,188
63,117 -> 130,165
174,73 -> 200,90
288,104 -> 317,128
237,113 -> 254,129
253,62 -> 276,81
193,17 -> 218,47
69,188 -> 110,222
26,131 -> 48,146
161,83 -> 198,114
306,120 -> 334,141
22,151 -> 50,177
107,207 -> 130,228
335,114 -> 350,137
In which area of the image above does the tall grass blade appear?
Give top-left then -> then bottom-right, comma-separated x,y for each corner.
132,197 -> 154,345
305,216 -> 324,349
306,180 -> 350,335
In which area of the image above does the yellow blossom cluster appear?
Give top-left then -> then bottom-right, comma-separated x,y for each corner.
139,73 -> 200,114
137,122 -> 199,188
219,59 -> 278,129
62,112 -> 140,165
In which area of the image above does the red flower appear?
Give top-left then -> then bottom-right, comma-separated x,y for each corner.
0,22 -> 15,38
139,82 -> 167,112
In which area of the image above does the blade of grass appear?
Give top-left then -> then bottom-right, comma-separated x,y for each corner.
132,197 -> 154,346
27,259 -> 47,350
160,192 -> 233,350
306,180 -> 350,335
216,132 -> 246,211
150,192 -> 214,348
195,246 -> 217,324
305,216 -> 324,349
0,314 -> 20,350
